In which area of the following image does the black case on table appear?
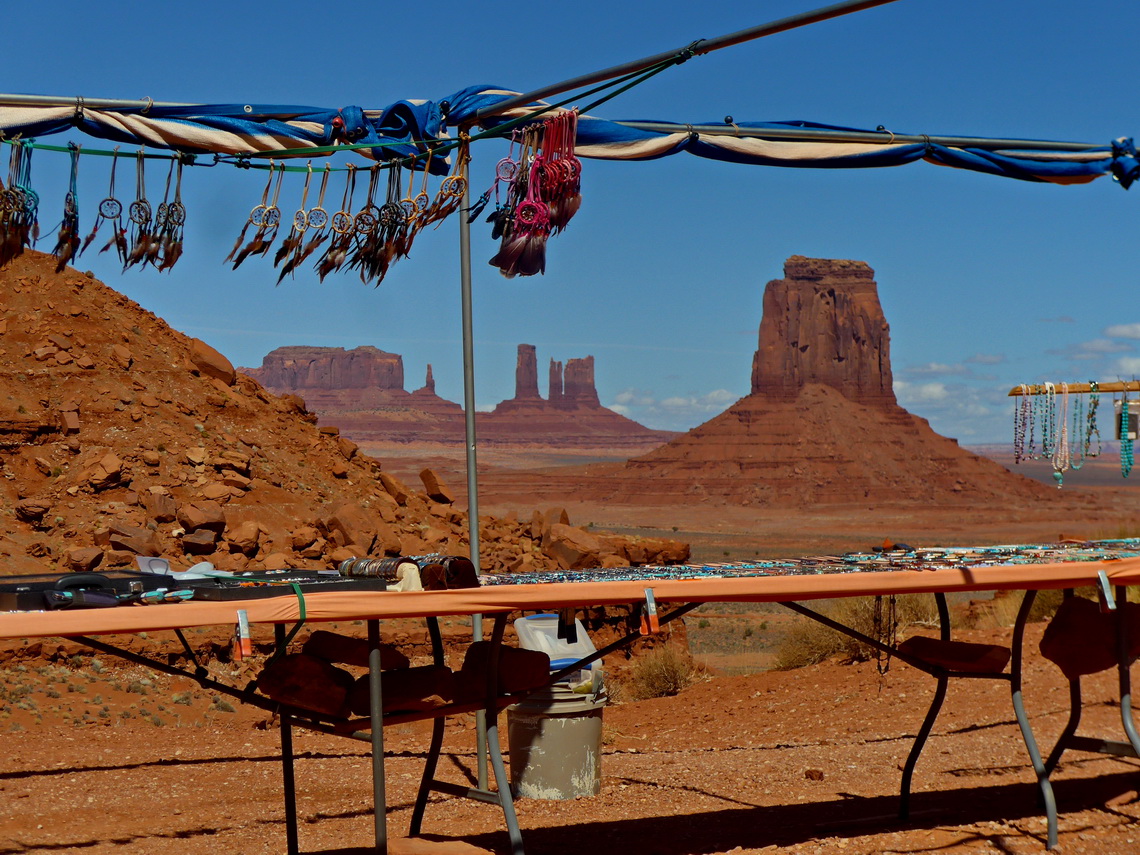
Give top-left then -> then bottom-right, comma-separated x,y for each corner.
186,570 -> 389,601
0,571 -> 173,611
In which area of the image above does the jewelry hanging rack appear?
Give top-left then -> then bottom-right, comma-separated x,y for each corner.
1008,381 -> 1140,396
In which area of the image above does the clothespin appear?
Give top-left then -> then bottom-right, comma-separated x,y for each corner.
1097,571 -> 1117,613
639,587 -> 660,635
234,609 -> 253,660
556,608 -> 578,644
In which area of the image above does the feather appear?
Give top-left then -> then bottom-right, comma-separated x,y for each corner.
224,222 -> 251,263
489,234 -> 526,278
294,231 -> 328,268
81,220 -> 104,254
516,234 -> 547,277
273,232 -> 302,268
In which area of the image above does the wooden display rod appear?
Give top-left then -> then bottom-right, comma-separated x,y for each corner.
1008,381 -> 1140,397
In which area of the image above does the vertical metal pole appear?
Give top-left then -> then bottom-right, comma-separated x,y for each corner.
274,623 -> 299,855
458,173 -> 489,789
368,619 -> 387,852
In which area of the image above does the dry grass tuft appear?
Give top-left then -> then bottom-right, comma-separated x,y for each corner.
774,595 -> 939,671
617,645 -> 702,701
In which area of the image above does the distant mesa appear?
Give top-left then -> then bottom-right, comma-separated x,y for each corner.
609,255 -> 1050,506
241,344 -> 674,451
495,345 -> 601,411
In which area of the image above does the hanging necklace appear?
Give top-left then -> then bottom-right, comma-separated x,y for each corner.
1013,385 -> 1028,463
1085,381 -> 1102,459
1122,395 -> 1135,479
1052,382 -> 1070,487
1070,388 -> 1086,471
1025,385 -> 1038,459
1040,382 -> 1056,457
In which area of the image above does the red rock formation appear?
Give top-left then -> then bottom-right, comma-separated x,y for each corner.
246,345 -> 404,392
563,356 -> 600,407
549,359 -> 564,405
616,256 -> 1049,506
245,344 -> 673,452
513,345 -> 541,400
751,256 -> 894,405
416,364 -> 435,395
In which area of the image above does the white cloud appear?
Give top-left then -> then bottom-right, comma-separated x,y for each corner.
965,353 -> 1006,366
1080,338 -> 1133,354
607,388 -> 738,431
894,380 -> 950,402
1048,338 -> 1135,361
903,362 -> 970,377
1105,323 -> 1140,339
1115,356 -> 1140,375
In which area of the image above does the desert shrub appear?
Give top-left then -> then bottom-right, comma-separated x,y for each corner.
622,645 -> 698,700
774,595 -> 940,671
964,588 -> 1073,629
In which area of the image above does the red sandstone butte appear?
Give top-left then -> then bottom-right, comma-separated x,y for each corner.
614,256 -> 1050,506
243,343 -> 674,451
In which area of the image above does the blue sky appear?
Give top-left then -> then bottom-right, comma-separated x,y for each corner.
4,0 -> 1138,444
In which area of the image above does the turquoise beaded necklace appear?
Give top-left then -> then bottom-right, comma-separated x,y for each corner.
1122,395 -> 1135,479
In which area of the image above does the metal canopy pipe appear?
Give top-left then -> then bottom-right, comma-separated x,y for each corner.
475,0 -> 903,119
614,121 -> 1104,152
0,93 -> 194,110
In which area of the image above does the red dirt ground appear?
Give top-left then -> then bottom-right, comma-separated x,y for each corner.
2,619 -> 1139,854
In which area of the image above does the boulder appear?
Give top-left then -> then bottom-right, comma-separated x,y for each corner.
84,452 -> 124,491
177,500 -> 227,533
14,498 -> 51,524
189,338 -> 236,386
419,468 -> 455,504
64,546 -> 104,572
227,520 -> 261,555
325,502 -> 377,554
378,473 -> 410,506
262,552 -> 293,571
180,528 -> 218,555
291,526 -> 321,551
108,523 -> 161,556
141,490 -> 177,524
543,523 -> 604,571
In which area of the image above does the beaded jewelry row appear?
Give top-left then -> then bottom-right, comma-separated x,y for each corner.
1012,381 -> 1105,484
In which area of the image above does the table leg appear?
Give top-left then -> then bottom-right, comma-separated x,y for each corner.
899,673 -> 948,820
368,619 -> 387,853
1010,590 -> 1058,850
1115,587 -> 1140,757
281,711 -> 299,855
411,616 -> 446,837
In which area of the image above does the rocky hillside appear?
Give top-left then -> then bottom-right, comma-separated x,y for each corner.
0,251 -> 686,577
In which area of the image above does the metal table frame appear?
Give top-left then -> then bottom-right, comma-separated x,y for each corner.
12,568 -> 1138,853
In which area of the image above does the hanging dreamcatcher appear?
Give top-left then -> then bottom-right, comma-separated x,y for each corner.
228,162 -> 284,269
86,147 -> 127,264
316,164 -> 357,281
152,155 -> 187,271
123,149 -> 154,270
0,140 -> 40,268
488,110 -> 582,278
50,143 -> 82,272
279,163 -> 333,281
